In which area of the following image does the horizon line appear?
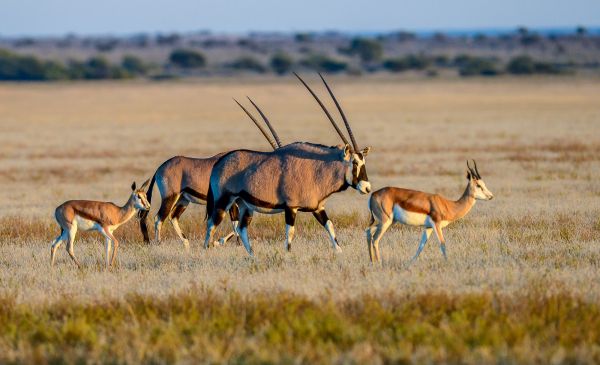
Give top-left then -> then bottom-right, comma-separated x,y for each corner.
2,25 -> 600,39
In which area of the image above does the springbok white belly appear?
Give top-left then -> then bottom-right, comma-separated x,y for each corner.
74,215 -> 101,232
392,205 -> 428,226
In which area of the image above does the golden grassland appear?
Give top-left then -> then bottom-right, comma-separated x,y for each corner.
0,76 -> 599,363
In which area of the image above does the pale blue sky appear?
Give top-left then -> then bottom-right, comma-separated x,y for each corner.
2,0 -> 599,36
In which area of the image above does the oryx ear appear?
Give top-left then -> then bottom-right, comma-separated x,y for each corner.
361,146 -> 371,156
342,144 -> 351,160
131,182 -> 137,191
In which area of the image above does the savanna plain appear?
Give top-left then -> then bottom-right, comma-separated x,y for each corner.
0,76 -> 599,364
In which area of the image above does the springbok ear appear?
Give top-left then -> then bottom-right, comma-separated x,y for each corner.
140,178 -> 151,191
131,182 -> 137,191
361,146 -> 371,156
466,170 -> 472,180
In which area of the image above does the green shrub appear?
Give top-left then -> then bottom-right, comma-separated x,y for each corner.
270,52 -> 294,75
65,57 -> 129,80
228,56 -> 266,73
300,54 -> 347,73
0,49 -> 69,81
382,58 -> 409,72
345,37 -> 383,63
383,54 -> 431,72
169,49 -> 206,69
121,55 -> 149,75
456,55 -> 499,76
506,55 -> 562,75
83,56 -> 129,79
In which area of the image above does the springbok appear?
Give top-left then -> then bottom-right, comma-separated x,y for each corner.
204,73 -> 371,256
51,180 -> 151,269
139,98 -> 282,248
366,161 -> 494,263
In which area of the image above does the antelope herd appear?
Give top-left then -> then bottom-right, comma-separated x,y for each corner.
50,73 -> 494,268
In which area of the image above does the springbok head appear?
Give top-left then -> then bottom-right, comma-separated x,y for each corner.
131,179 -> 152,210
467,160 -> 494,200
294,72 -> 372,194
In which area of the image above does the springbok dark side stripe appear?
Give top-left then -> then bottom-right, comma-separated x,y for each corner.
72,208 -> 103,225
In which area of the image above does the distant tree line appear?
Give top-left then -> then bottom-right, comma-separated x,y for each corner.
0,43 -> 579,81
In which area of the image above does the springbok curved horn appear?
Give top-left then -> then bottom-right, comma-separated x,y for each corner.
293,72 -> 350,147
247,96 -> 282,148
140,178 -> 151,191
233,98 -> 278,150
472,159 -> 481,178
318,73 -> 359,152
466,160 -> 475,177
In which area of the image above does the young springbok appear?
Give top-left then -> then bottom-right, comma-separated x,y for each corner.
366,161 -> 493,263
51,180 -> 151,269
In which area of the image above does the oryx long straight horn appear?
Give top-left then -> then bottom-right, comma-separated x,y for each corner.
293,72 -> 350,146
233,98 -> 278,150
318,73 -> 359,152
247,96 -> 282,148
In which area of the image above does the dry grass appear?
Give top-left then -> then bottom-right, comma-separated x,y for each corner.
0,77 -> 599,363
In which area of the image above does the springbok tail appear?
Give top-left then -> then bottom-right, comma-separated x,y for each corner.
367,195 -> 375,226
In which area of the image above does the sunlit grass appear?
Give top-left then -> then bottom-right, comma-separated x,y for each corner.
1,288 -> 599,364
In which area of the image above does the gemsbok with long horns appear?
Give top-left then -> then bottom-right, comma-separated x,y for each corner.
204,73 -> 371,256
51,180 -> 151,269
139,98 -> 282,248
366,161 -> 493,263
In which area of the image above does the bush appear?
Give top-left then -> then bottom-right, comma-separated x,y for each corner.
270,52 -> 294,75
228,56 -> 266,73
506,55 -> 562,75
66,57 -> 129,80
383,54 -> 431,72
300,54 -> 347,73
0,49 -> 69,81
169,49 -> 206,69
455,55 -> 499,76
383,58 -> 409,72
121,55 -> 149,75
345,38 -> 383,63
84,57 -> 124,79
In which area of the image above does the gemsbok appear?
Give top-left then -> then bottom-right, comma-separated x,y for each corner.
366,161 -> 494,263
51,180 -> 151,269
204,73 -> 371,256
139,98 -> 282,248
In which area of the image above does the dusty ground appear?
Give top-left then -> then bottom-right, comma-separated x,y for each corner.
0,76 -> 599,304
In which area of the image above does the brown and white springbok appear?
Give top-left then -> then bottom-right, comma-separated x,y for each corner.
366,161 -> 493,263
51,180 -> 151,269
